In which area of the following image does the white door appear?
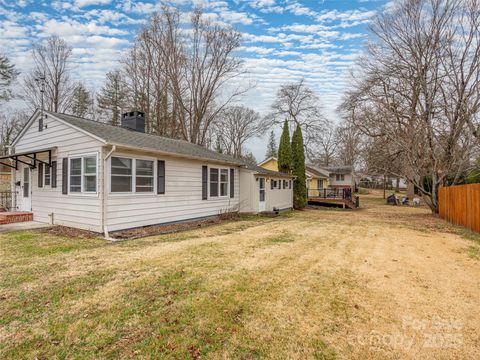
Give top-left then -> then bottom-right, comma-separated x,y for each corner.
259,177 -> 266,212
21,166 -> 32,211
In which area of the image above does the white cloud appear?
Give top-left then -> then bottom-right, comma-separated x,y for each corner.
74,0 -> 112,8
35,18 -> 128,37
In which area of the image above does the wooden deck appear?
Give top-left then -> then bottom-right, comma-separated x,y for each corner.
307,188 -> 359,209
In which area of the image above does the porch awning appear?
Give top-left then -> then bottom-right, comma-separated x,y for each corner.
0,147 -> 56,170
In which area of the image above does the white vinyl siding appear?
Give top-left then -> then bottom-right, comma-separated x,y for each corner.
14,113 -> 104,232
106,153 -> 240,231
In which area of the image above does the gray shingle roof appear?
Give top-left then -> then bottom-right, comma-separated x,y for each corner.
324,165 -> 354,175
305,165 -> 329,178
48,111 -> 245,165
243,163 -> 294,178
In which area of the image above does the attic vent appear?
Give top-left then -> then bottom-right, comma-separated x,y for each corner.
121,111 -> 145,133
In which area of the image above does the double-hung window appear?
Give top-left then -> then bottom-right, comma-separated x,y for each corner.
84,157 -> 97,192
210,168 -> 219,197
69,155 -> 97,193
111,157 -> 133,192
209,167 -> 229,197
111,157 -> 155,193
136,159 -> 154,192
220,169 -> 228,196
44,164 -> 51,186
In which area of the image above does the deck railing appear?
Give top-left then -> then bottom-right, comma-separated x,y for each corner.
308,187 -> 353,201
0,191 -> 16,211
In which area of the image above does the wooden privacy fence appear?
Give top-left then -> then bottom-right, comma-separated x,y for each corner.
438,184 -> 480,233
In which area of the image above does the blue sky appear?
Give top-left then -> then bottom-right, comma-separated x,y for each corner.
0,0 -> 389,159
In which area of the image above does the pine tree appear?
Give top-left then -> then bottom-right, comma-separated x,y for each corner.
71,83 -> 92,118
265,130 -> 277,159
278,119 -> 292,173
97,70 -> 128,126
292,125 -> 307,209
0,54 -> 18,103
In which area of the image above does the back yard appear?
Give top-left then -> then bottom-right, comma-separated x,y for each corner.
1,194 -> 479,359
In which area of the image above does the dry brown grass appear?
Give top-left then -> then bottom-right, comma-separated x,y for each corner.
0,194 -> 479,359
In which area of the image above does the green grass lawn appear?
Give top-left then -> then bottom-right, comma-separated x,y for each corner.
1,197 -> 479,359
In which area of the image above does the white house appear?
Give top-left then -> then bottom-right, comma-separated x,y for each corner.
2,110 -> 293,236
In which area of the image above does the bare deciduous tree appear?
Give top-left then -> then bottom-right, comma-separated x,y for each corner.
342,0 -> 480,212
307,125 -> 339,167
122,7 -> 245,144
213,105 -> 267,157
266,79 -> 326,146
0,111 -> 28,155
23,36 -> 75,112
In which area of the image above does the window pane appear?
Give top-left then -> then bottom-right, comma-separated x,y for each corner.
45,164 -> 51,186
84,175 -> 96,192
210,168 -> 218,182
220,182 -> 228,196
220,169 -> 228,182
112,176 -> 132,192
84,156 -> 96,174
136,160 -> 153,176
70,158 -> 81,192
70,158 -> 81,175
111,157 -> 132,175
209,168 -> 218,197
135,176 -> 153,192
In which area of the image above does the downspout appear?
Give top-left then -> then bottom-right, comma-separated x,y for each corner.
102,145 -> 116,240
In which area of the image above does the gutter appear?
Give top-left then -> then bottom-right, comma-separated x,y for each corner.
102,145 -> 116,240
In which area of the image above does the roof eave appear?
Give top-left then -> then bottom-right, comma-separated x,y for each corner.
107,143 -> 244,166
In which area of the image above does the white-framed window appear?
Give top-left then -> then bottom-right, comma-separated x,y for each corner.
135,159 -> 154,192
220,169 -> 228,196
336,174 -> 345,181
69,154 -> 97,194
44,163 -> 51,186
209,167 -> 229,197
111,157 -> 133,192
110,156 -> 156,194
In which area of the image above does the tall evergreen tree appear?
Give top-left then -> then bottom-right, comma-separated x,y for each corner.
278,119 -> 292,173
70,83 -> 92,118
97,70 -> 128,126
292,125 -> 307,209
0,54 -> 18,103
265,130 -> 277,159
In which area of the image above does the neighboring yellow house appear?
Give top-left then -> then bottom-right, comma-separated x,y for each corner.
258,157 -> 329,196
305,165 -> 329,196
259,157 -> 279,172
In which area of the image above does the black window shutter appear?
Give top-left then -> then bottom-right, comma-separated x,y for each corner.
202,166 -> 208,200
157,160 -> 165,194
38,163 -> 43,188
62,158 -> 68,195
51,161 -> 57,188
39,116 -> 43,132
230,168 -> 234,198
271,179 -> 274,190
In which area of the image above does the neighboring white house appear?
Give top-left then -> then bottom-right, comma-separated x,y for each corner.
239,164 -> 293,213
323,166 -> 356,189
3,110 -> 293,235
